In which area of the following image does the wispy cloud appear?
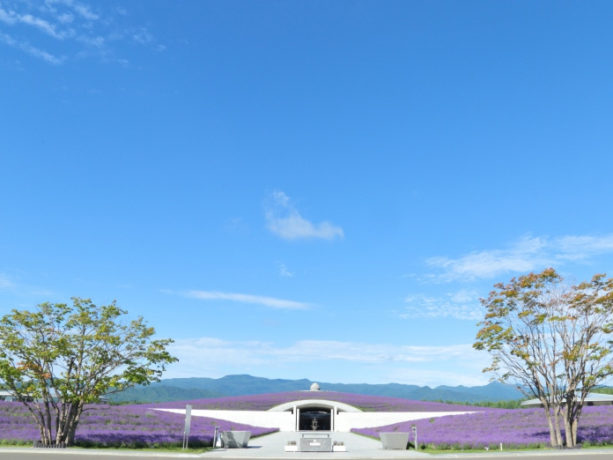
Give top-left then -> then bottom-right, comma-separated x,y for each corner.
0,1 -> 159,64
0,273 -> 53,296
165,337 -> 490,385
402,289 -> 483,321
555,234 -> 613,260
0,274 -> 13,289
387,368 -> 489,387
279,263 -> 294,278
183,289 -> 310,310
170,337 -> 481,368
42,0 -> 99,22
0,32 -> 63,64
0,7 -> 67,39
427,234 -> 613,281
265,191 -> 344,241
132,27 -> 153,45
161,337 -> 489,385
275,340 -> 478,364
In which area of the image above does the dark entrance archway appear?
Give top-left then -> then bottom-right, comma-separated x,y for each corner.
298,407 -> 331,431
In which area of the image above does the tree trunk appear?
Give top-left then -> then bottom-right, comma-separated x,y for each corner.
545,412 -> 557,447
543,406 -> 562,447
54,402 -> 77,446
553,407 -> 564,447
564,417 -> 574,447
563,399 -> 583,447
36,408 -> 53,447
65,402 -> 84,446
565,409 -> 580,447
38,423 -> 52,447
54,403 -> 67,447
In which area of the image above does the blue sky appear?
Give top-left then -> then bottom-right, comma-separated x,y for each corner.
1,0 -> 612,387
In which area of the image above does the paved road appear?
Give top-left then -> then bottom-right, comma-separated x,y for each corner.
1,449 -> 613,460
0,451 -> 204,460
0,453 -> 200,460
1,432 -> 612,460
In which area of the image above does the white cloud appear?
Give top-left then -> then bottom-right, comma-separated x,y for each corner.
0,7 -> 16,24
77,34 -> 104,47
20,13 -> 66,39
279,263 -> 294,278
0,274 -> 13,289
402,289 -> 483,321
164,336 -> 493,385
70,2 -> 98,21
57,13 -> 74,24
0,1 -> 157,64
46,0 -> 99,21
0,7 -> 67,39
427,233 -> 613,281
387,368 -> 489,387
0,32 -> 64,65
168,337 -> 484,382
555,234 -> 613,261
132,27 -> 153,45
275,341 -> 479,364
184,289 -> 310,310
265,191 -> 344,240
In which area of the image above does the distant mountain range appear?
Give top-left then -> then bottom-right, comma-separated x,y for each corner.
107,374 -> 524,404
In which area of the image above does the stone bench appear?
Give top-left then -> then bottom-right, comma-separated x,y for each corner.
221,430 -> 251,448
379,432 -> 409,450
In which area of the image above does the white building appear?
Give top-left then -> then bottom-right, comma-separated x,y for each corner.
157,383 -> 474,432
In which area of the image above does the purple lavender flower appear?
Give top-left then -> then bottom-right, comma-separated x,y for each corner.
0,401 -> 276,447
352,405 -> 613,449
147,391 -> 484,412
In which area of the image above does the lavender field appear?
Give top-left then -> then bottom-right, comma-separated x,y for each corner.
0,402 -> 277,448
150,391 -> 482,412
353,405 -> 613,449
3,393 -> 612,450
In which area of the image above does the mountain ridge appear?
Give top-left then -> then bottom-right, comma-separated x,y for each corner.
108,374 -> 524,403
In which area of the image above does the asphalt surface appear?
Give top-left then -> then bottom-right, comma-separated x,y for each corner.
1,449 -> 613,460
0,451 -> 201,460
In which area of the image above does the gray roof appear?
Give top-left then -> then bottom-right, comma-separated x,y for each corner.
521,392 -> 613,407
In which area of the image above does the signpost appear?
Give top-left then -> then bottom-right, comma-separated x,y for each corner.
411,424 -> 417,450
213,426 -> 219,449
182,404 -> 192,450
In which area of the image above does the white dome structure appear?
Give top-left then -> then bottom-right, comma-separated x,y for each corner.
310,382 -> 320,391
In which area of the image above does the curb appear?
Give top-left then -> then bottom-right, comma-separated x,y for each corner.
0,447 -> 204,457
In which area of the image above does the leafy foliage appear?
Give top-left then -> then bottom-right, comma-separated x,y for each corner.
436,399 -> 525,409
474,269 -> 613,447
0,298 -> 177,446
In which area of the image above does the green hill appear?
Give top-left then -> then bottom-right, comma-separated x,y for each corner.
107,374 -> 523,404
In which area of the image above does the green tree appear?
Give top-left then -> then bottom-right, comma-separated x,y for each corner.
474,268 -> 613,448
0,298 -> 177,447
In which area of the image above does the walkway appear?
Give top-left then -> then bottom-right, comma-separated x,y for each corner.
201,431 -> 430,459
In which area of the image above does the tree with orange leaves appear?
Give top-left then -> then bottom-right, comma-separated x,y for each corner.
474,268 -> 613,448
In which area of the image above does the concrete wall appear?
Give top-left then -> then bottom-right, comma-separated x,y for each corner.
334,411 -> 474,432
158,409 -> 295,431
157,408 -> 474,433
